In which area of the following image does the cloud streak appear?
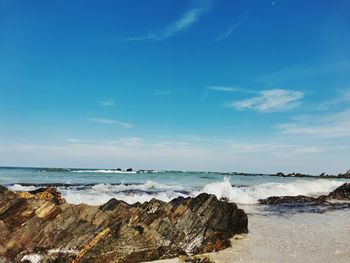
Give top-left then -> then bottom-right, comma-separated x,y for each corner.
213,17 -> 247,42
229,89 -> 304,112
206,86 -> 255,93
120,2 -> 211,42
278,108 -> 350,138
88,118 -> 133,128
318,89 -> 350,110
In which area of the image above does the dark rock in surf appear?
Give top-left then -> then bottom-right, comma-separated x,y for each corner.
258,183 -> 350,207
340,170 -> 350,178
275,172 -> 285,177
0,187 -> 248,263
259,195 -> 327,205
328,183 -> 350,200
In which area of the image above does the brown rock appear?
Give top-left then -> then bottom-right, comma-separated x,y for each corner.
0,187 -> 248,263
17,187 -> 66,205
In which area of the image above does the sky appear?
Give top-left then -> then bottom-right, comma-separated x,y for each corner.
1,0 -> 350,174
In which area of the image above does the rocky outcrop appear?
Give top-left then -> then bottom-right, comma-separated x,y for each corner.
338,170 -> 350,178
0,186 -> 248,263
258,182 -> 350,206
328,183 -> 350,200
17,187 -> 65,205
267,171 -> 350,179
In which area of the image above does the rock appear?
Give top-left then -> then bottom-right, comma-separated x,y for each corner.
179,255 -> 214,263
259,183 -> 350,206
126,168 -> 133,172
328,183 -> 350,200
275,172 -> 285,177
0,187 -> 248,263
343,170 -> 350,178
17,187 -> 66,205
259,195 -> 327,205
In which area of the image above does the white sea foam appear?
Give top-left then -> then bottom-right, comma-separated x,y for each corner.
59,180 -> 185,205
88,180 -> 183,192
195,177 -> 345,204
61,190 -> 185,206
6,178 -> 346,206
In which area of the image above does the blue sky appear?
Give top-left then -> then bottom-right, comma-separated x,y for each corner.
1,0 -> 350,174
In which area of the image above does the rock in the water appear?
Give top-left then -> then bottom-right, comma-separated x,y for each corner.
0,187 -> 248,263
258,195 -> 327,205
343,170 -> 350,178
258,183 -> 350,207
328,183 -> 350,200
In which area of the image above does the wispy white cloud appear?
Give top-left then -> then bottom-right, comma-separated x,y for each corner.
230,142 -> 324,156
230,142 -> 294,153
119,2 -> 211,42
230,89 -> 304,112
88,118 -> 133,128
278,108 -> 350,138
99,99 -> 115,107
319,89 -> 350,110
206,86 -> 255,93
213,17 -> 247,42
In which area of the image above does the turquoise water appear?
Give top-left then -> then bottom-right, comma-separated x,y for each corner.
0,167 -> 348,206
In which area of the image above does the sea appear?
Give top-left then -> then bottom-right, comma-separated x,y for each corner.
0,166 -> 347,206
1,166 -> 350,263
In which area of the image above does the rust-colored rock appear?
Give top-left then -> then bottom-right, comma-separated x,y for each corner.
17,187 -> 65,205
0,186 -> 248,263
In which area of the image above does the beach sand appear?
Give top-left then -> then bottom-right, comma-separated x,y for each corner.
146,208 -> 350,263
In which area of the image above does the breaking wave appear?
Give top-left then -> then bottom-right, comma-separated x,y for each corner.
6,177 -> 346,206
196,177 -> 345,204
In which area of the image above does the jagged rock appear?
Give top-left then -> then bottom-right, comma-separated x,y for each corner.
0,187 -> 248,263
17,187 -> 65,205
259,195 -> 327,205
258,183 -> 350,206
328,183 -> 350,200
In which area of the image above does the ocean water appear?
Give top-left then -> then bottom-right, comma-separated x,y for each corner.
0,166 -> 347,206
